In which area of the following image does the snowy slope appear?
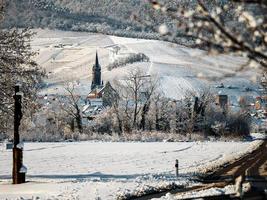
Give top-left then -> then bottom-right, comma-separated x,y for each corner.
0,141 -> 260,200
32,29 -> 260,100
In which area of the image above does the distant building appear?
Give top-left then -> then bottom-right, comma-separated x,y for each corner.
238,96 -> 256,111
216,95 -> 228,110
83,52 -> 118,117
255,97 -> 262,110
87,81 -> 118,107
255,96 -> 267,112
91,52 -> 103,90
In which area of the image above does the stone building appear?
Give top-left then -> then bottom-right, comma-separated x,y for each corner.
86,52 -> 118,109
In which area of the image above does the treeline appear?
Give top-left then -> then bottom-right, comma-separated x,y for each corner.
107,53 -> 150,71
2,69 -> 251,142
3,0 -> 232,46
2,0 -> 259,47
2,0 -> 185,43
92,70 -> 251,139
2,0 -> 173,31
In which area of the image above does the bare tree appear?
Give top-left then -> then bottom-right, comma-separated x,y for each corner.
139,76 -> 158,130
152,94 -> 173,132
60,82 -> 83,133
123,69 -> 150,128
110,100 -> 123,134
113,79 -> 133,132
170,89 -> 214,136
112,69 -> 158,131
103,80 -> 123,134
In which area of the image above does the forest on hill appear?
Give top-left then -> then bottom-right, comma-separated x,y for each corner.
4,0 -> 245,44
2,0 -> 180,37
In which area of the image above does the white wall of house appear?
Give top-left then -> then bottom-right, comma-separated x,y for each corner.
88,98 -> 103,107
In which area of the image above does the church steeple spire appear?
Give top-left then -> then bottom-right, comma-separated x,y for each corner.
91,51 -> 103,90
95,51 -> 100,68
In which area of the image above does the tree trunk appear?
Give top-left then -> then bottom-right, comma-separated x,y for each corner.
75,105 -> 83,133
133,100 -> 138,128
140,102 -> 150,131
155,102 -> 160,131
115,108 -> 123,134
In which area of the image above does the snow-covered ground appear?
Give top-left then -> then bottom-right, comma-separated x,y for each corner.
32,29 -> 260,101
0,140 -> 261,200
154,185 -> 237,200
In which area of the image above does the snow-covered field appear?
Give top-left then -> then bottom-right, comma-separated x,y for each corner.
32,29 -> 260,100
0,141 -> 261,200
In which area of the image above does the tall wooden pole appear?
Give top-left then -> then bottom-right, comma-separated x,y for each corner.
175,159 -> 179,178
12,84 -> 25,184
14,85 -> 21,146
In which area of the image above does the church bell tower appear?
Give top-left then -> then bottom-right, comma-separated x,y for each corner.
91,52 -> 102,90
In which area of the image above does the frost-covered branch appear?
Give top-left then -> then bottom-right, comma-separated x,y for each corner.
147,0 -> 267,70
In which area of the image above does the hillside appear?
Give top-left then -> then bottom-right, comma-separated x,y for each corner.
2,0 -> 178,36
32,29 -> 260,102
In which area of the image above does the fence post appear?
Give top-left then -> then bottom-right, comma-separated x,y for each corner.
12,84 -> 26,184
175,159 -> 179,177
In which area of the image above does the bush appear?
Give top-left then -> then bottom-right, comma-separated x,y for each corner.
227,113 -> 251,137
207,109 -> 251,138
107,53 -> 150,71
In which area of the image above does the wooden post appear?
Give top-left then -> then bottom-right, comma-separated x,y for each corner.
175,159 -> 179,177
12,84 -> 25,184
